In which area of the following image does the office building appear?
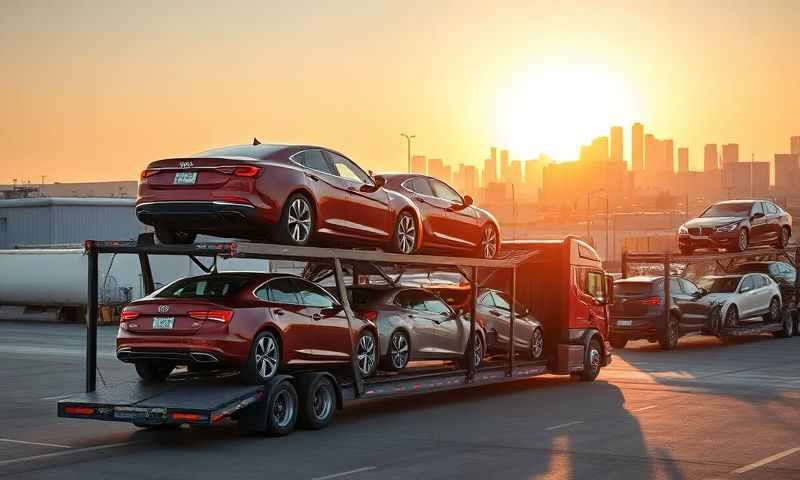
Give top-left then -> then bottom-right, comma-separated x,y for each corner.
704,144 -> 718,171
774,154 -> 799,192
499,149 -> 509,181
483,157 -> 497,186
664,139 -> 674,173
427,158 -> 451,184
722,144 -> 739,165
410,155 -> 426,175
722,161 -> 769,198
678,147 -> 689,173
610,126 -> 623,164
791,136 -> 800,155
632,123 -> 644,171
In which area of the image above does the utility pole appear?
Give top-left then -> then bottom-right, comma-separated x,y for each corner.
400,133 -> 415,173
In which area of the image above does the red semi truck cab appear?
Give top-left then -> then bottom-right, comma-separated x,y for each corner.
498,236 -> 613,373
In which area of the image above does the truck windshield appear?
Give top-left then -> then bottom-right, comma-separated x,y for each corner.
700,203 -> 752,218
156,275 -> 252,298
697,277 -> 741,293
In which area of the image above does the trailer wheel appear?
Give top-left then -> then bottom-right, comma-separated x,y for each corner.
773,309 -> 795,338
135,361 -> 174,382
262,380 -> 298,436
297,376 -> 336,430
609,334 -> 628,349
578,337 -> 602,382
658,314 -> 679,350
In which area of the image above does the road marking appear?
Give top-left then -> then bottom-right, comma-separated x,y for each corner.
545,420 -> 584,431
312,466 -> 377,480
0,438 -> 71,449
731,446 -> 800,474
631,405 -> 659,412
0,441 -> 137,468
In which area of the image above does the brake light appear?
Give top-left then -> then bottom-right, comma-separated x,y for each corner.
120,309 -> 140,321
140,169 -> 157,181
355,310 -> 379,322
64,406 -> 95,416
188,310 -> 234,323
233,166 -> 261,177
640,297 -> 662,305
171,412 -> 203,423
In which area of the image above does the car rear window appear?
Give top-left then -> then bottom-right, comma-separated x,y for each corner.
614,282 -> 656,295
156,275 -> 253,298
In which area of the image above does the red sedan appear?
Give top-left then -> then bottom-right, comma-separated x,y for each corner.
380,174 -> 501,258
117,272 -> 379,384
137,142 -> 422,253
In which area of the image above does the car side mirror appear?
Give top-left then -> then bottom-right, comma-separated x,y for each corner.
462,195 -> 473,207
739,286 -> 751,293
321,306 -> 343,316
360,175 -> 386,193
448,194 -> 473,212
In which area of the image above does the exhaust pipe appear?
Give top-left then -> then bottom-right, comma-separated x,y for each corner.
190,352 -> 219,363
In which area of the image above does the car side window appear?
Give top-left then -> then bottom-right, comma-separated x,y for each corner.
423,296 -> 452,315
781,263 -> 796,279
326,151 -> 372,183
262,278 -> 300,304
293,279 -> 336,308
396,290 -> 426,311
492,292 -> 511,311
739,276 -> 756,292
478,292 -> 494,307
296,149 -> 334,175
669,278 -> 683,294
430,179 -> 463,203
680,278 -> 700,295
406,178 -> 434,196
751,202 -> 764,217
765,202 -> 779,215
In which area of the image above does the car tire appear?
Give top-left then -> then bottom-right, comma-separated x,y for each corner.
658,314 -> 679,350
391,211 -> 418,255
732,228 -> 749,252
478,223 -> 499,259
578,337 -> 602,382
241,331 -> 280,385
384,330 -> 410,371
766,297 -> 781,323
135,361 -> 174,382
264,380 -> 298,437
776,227 -> 791,249
529,327 -> 545,360
279,193 -> 315,246
154,226 -> 196,245
609,334 -> 628,349
297,376 -> 336,430
724,305 -> 739,329
458,331 -> 484,369
355,329 -> 378,378
773,308 -> 794,338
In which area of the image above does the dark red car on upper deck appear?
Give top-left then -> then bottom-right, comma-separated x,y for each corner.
136,143 -> 422,253
380,174 -> 501,258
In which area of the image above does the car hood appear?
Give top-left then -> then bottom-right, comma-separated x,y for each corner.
684,217 -> 744,228
694,292 -> 736,306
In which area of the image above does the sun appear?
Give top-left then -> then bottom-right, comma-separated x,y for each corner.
493,63 -> 640,161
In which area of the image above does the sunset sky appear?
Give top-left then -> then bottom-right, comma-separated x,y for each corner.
1,0 -> 799,183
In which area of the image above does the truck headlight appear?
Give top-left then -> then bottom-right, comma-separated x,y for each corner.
715,222 -> 739,233
678,225 -> 688,235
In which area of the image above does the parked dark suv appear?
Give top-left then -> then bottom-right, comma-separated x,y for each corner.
610,276 -> 713,350
677,200 -> 792,254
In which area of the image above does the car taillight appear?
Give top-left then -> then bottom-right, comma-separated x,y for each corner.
64,406 -> 95,416
355,310 -> 378,322
640,297 -> 661,305
140,169 -> 157,181
120,309 -> 140,321
233,166 -> 261,177
188,310 -> 234,323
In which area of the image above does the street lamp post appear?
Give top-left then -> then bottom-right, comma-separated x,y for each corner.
401,133 -> 415,173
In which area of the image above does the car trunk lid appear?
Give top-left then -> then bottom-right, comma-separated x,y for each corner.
121,299 -> 234,335
141,157 -> 262,189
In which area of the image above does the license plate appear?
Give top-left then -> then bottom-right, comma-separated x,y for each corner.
173,172 -> 198,185
617,320 -> 632,327
152,317 -> 174,329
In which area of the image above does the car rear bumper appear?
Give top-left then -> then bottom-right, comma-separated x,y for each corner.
678,231 -> 739,250
136,201 -> 262,229
609,316 -> 658,339
116,334 -> 249,366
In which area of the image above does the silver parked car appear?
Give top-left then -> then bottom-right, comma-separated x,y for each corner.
478,289 -> 545,360
348,286 -> 486,371
696,273 -> 782,327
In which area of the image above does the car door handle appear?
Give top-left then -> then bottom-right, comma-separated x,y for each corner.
312,313 -> 322,321
415,197 -> 427,204
489,309 -> 500,316
347,186 -> 356,192
273,308 -> 285,316
306,173 -> 320,181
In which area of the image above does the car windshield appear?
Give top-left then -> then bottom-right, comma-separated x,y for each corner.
697,277 -> 741,293
614,282 -> 656,296
700,203 -> 752,218
191,144 -> 286,160
156,275 -> 253,298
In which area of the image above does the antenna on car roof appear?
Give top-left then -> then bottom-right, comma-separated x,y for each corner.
253,137 -> 261,146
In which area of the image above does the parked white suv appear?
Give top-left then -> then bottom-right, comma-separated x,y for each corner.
697,273 -> 782,327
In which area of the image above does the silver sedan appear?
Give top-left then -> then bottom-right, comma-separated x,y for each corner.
348,286 -> 486,372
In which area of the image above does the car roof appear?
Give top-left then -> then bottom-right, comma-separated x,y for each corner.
702,274 -> 745,280
191,143 -> 344,161
615,276 -> 662,283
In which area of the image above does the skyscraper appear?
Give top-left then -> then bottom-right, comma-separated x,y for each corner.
704,144 -> 718,171
774,154 -> 799,192
610,126 -> 623,164
678,147 -> 689,173
663,139 -> 674,173
632,123 -> 644,171
483,157 -> 497,186
791,136 -> 800,155
722,144 -> 739,165
410,155 -> 427,175
500,149 -> 509,181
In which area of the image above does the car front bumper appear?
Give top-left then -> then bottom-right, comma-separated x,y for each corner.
678,230 -> 740,250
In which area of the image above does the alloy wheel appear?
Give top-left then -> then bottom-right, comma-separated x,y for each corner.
255,335 -> 279,379
272,389 -> 294,428
781,228 -> 790,248
481,226 -> 498,259
287,198 -> 312,243
396,214 -> 416,254
357,332 -> 377,377
725,306 -> 738,328
738,230 -> 748,251
472,333 -> 483,368
531,328 -> 544,359
589,347 -> 601,372
770,300 -> 780,323
390,333 -> 409,369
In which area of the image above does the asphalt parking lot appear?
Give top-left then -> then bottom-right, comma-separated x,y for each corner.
0,321 -> 798,480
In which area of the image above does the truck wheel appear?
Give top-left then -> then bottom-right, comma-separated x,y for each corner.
297,376 -> 336,430
609,334 -> 628,349
773,310 -> 795,338
135,361 -> 174,382
529,328 -> 545,360
658,314 -> 679,350
578,338 -> 602,382
263,380 -> 298,436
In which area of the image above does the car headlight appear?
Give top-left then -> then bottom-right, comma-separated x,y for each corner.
715,222 -> 740,233
678,225 -> 688,235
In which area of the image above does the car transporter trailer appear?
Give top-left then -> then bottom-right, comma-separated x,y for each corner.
621,246 -> 800,340
58,235 -> 598,436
